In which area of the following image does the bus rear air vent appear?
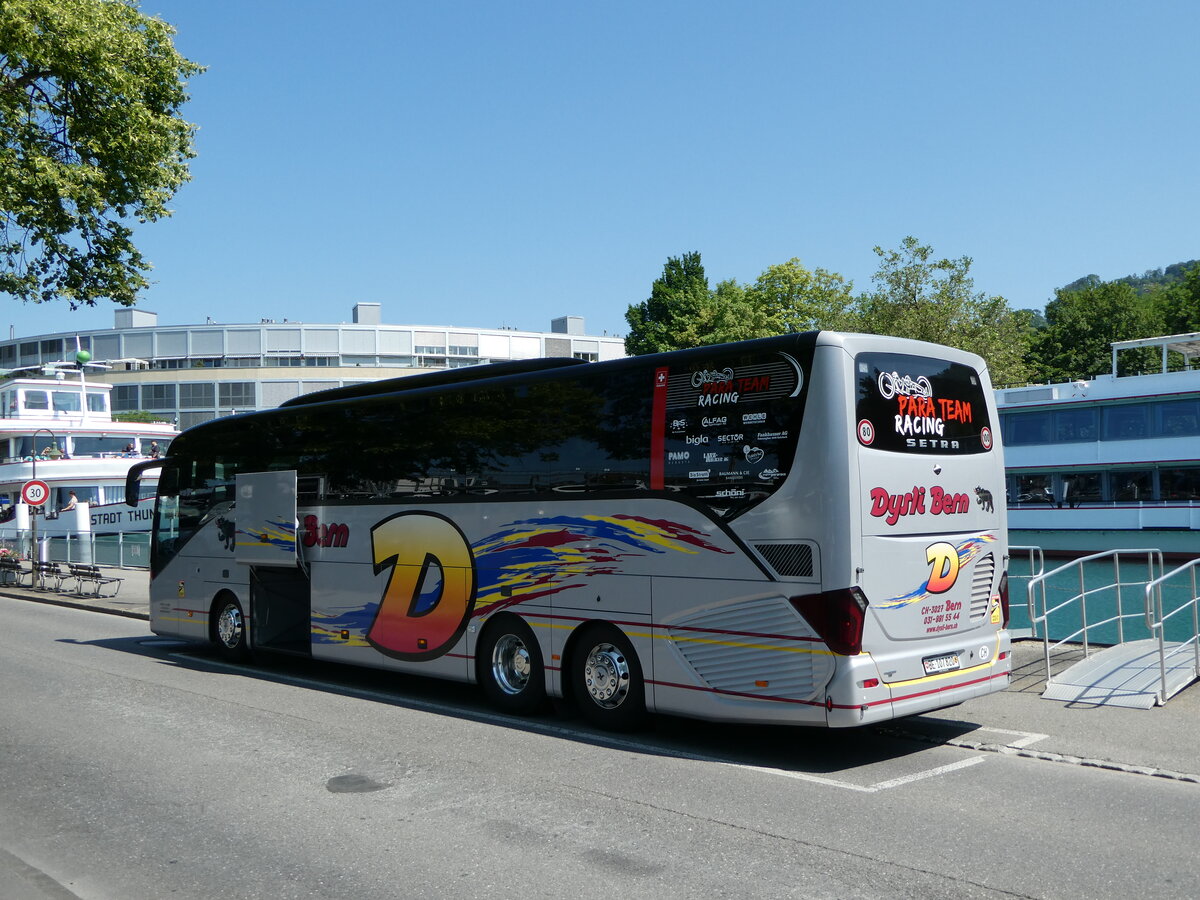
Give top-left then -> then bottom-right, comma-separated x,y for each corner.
753,543 -> 815,578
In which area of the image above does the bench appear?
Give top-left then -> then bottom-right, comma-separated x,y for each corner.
0,556 -> 28,585
67,563 -> 124,597
32,560 -> 69,591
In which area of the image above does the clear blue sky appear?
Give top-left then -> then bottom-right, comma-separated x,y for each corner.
7,0 -> 1199,340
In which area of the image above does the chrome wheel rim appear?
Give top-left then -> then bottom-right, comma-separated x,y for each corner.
583,642 -> 630,709
491,633 -> 533,695
216,604 -> 243,649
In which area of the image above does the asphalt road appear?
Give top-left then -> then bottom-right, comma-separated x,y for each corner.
2,596 -> 1198,899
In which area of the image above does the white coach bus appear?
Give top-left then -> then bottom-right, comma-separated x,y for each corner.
127,332 -> 1011,729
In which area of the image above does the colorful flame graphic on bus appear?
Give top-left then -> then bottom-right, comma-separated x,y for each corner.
472,514 -> 733,614
311,514 -> 732,646
877,534 -> 998,610
235,518 -> 296,554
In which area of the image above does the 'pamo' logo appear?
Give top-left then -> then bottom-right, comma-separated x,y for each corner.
668,451 -> 690,461
878,370 -> 933,399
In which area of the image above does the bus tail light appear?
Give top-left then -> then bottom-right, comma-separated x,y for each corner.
789,588 -> 869,656
998,572 -> 1011,628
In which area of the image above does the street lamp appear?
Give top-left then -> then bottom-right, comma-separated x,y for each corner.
29,428 -> 62,584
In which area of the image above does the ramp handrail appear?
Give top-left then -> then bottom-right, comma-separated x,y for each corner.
1009,545 -> 1045,637
1027,549 -> 1164,683
1144,559 -> 1200,704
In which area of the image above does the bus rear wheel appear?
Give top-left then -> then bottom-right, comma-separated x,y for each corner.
571,624 -> 646,731
478,616 -> 546,715
212,595 -> 250,661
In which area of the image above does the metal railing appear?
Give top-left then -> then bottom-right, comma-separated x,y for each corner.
1027,549 -> 1165,683
1144,559 -> 1200,704
0,530 -> 149,569
1009,545 -> 1045,637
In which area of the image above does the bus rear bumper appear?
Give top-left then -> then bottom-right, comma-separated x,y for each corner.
825,641 -> 1012,727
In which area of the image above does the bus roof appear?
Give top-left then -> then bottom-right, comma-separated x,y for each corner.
279,357 -> 589,407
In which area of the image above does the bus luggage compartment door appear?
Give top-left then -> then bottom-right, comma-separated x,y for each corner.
250,564 -> 312,655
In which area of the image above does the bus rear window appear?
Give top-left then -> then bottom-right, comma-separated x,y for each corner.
854,352 -> 993,454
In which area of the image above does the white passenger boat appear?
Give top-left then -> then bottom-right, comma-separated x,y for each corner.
0,366 -> 177,545
996,333 -> 1200,557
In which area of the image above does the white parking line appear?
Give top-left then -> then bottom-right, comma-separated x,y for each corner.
731,756 -> 986,793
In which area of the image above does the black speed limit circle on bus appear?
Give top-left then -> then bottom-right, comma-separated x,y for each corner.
21,480 -> 50,506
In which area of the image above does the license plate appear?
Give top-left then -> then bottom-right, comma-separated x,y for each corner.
923,652 -> 961,675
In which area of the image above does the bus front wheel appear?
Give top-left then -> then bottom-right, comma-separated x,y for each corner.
570,624 -> 646,731
211,595 -> 250,661
477,616 -> 546,715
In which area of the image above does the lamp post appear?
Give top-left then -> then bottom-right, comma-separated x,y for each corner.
29,428 -> 62,584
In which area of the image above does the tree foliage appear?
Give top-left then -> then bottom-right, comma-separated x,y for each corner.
744,258 -> 855,333
0,0 -> 202,308
625,254 -> 856,355
852,237 -> 1033,385
1032,281 -> 1162,380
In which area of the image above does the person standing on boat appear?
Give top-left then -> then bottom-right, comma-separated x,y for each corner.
149,441 -> 160,458
62,491 -> 78,512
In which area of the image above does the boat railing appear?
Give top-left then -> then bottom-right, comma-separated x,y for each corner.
1143,559 -> 1200,703
1008,545 -> 1045,637
1027,549 -> 1165,682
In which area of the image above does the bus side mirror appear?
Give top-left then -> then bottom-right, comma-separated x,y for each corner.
126,458 -> 164,507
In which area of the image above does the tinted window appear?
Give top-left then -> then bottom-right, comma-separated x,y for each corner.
855,352 -> 992,454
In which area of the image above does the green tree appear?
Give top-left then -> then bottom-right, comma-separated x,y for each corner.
744,258 -> 855,333
853,236 -> 1033,385
1032,281 -> 1163,380
1156,263 -> 1200,336
625,252 -> 713,355
0,0 -> 202,308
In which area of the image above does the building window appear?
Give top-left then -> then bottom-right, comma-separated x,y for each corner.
179,383 -> 215,409
219,382 -> 256,408
113,385 -> 139,411
573,351 -> 599,362
142,384 -> 177,410
414,345 -> 445,355
448,345 -> 479,356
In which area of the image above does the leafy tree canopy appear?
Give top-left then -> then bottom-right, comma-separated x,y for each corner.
1032,281 -> 1162,380
0,0 -> 202,308
625,254 -> 856,355
851,237 -> 1032,385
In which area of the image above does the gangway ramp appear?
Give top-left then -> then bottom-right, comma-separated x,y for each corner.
1042,638 -> 1197,708
1026,550 -> 1200,709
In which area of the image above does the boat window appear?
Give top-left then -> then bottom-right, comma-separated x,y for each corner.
1060,472 -> 1102,505
86,391 -> 107,413
1054,408 -> 1098,442
1110,470 -> 1153,502
23,390 -> 48,410
72,435 -> 142,456
52,391 -> 82,412
1006,412 -> 1050,445
1103,404 -> 1148,440
1157,400 -> 1199,437
1013,473 -> 1054,505
1160,467 -> 1200,501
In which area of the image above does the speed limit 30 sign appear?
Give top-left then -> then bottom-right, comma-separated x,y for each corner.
21,479 -> 50,506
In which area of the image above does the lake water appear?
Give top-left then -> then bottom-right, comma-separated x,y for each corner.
1007,549 -> 1199,645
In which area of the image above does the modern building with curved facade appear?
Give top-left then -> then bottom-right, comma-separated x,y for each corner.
1,304 -> 626,430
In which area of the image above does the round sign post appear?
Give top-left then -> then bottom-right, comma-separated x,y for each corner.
23,479 -> 51,586
21,480 -> 50,507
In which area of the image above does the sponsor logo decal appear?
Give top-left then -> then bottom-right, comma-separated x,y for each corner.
869,485 -> 971,526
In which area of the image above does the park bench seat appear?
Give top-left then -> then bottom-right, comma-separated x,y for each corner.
68,563 -> 124,597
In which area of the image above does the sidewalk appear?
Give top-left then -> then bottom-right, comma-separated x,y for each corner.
3,572 -> 1198,781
